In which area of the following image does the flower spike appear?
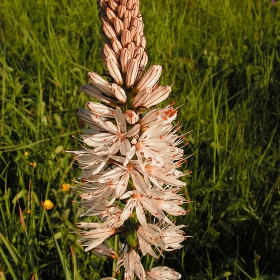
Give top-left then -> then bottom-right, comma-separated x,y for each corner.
70,0 -> 192,279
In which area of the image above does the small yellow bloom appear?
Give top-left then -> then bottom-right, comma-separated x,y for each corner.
62,183 -> 71,192
29,162 -> 37,168
24,151 -> 28,157
27,209 -> 31,214
43,200 -> 54,210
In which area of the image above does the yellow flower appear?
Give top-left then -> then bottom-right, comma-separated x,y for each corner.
29,162 -> 37,168
43,200 -> 54,210
24,151 -> 28,157
62,183 -> 71,192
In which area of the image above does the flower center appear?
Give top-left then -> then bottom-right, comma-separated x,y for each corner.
135,141 -> 142,150
127,163 -> 134,171
126,110 -> 134,118
133,193 -> 143,199
117,133 -> 125,141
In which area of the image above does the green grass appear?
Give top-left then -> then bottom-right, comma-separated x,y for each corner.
0,0 -> 279,279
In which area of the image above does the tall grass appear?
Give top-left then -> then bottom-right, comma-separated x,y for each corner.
0,0 -> 279,279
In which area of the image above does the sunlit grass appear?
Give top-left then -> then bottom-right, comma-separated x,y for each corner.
0,0 -> 279,279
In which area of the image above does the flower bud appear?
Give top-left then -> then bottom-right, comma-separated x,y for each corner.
118,4 -> 126,18
135,65 -> 162,92
106,57 -> 124,85
112,83 -> 127,103
125,110 -> 139,124
102,22 -> 117,40
114,17 -> 124,36
129,17 -> 139,39
126,59 -> 139,88
111,37 -> 123,56
102,44 -> 120,67
132,3 -> 139,17
121,29 -> 131,48
123,10 -> 132,30
120,48 -> 130,73
105,8 -> 116,23
127,42 -> 135,60
88,72 -> 112,96
108,0 -> 118,12
143,85 -> 172,108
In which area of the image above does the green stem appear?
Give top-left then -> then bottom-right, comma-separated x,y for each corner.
112,234 -> 119,278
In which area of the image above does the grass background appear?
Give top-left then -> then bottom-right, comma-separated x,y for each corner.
0,0 -> 279,279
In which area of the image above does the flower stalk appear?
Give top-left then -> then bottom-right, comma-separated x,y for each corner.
67,0 -> 191,279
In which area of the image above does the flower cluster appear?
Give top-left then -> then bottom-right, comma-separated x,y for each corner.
67,0 -> 191,279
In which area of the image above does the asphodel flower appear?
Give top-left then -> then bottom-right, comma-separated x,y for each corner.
67,0 -> 192,279
116,249 -> 146,280
146,266 -> 182,280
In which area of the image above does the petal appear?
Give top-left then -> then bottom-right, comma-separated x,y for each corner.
126,124 -> 140,137
135,201 -> 147,227
115,107 -> 127,133
120,139 -> 131,156
99,167 -> 125,183
131,171 -> 149,194
116,173 -> 129,197
80,85 -> 114,104
120,199 -> 136,222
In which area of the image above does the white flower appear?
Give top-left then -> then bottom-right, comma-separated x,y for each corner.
161,225 -> 190,251
76,222 -> 117,252
137,223 -> 188,257
140,105 -> 178,129
99,155 -> 150,198
119,190 -> 182,226
101,206 -> 124,228
81,107 -> 140,156
131,122 -> 184,166
65,148 -> 110,178
79,200 -> 107,217
76,108 -> 115,133
79,180 -> 117,206
137,224 -> 163,258
146,266 -> 181,280
117,250 -> 146,280
142,159 -> 186,190
92,244 -> 118,259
